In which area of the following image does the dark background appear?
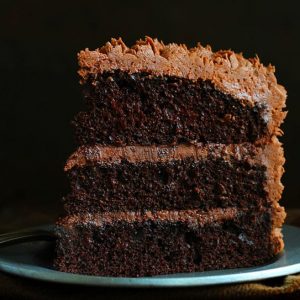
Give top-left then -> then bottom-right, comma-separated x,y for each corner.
0,0 -> 299,231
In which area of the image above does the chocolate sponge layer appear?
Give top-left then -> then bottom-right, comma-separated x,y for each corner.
73,71 -> 268,146
64,157 -> 267,214
54,208 -> 281,277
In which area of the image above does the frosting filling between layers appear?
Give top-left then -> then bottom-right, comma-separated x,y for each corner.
55,206 -> 283,276
65,143 -> 255,170
65,138 -> 284,206
59,207 -> 238,227
57,206 -> 285,255
65,141 -> 276,170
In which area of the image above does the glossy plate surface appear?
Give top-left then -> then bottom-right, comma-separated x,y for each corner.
0,225 -> 299,287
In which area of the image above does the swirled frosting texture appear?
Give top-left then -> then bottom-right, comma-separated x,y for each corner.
78,37 -> 286,136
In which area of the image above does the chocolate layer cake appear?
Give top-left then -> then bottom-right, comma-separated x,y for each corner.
55,37 -> 286,277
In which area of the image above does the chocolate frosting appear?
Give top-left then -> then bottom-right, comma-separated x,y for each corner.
59,207 -> 238,227
65,137 -> 285,209
64,143 -> 258,171
78,37 -> 287,135
57,206 -> 285,254
70,38 -> 286,254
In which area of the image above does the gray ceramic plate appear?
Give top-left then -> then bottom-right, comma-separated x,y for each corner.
0,225 -> 299,287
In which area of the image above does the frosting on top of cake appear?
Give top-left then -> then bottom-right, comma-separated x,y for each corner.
78,37 -> 286,109
78,37 -> 286,135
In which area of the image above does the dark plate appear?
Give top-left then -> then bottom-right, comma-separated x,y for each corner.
0,225 -> 299,287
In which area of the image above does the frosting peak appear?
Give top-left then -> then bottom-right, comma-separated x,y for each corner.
78,37 -> 286,134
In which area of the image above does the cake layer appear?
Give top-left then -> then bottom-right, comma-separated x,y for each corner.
76,37 -> 286,146
54,207 -> 285,277
73,71 -> 283,146
63,140 -> 284,214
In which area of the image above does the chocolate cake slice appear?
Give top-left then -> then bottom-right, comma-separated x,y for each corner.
54,37 -> 286,277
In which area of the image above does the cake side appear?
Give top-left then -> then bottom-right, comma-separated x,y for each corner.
73,71 -> 279,146
54,207 -> 284,277
63,139 -> 284,214
78,37 -> 286,139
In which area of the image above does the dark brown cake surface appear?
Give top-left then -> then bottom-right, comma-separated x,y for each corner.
64,157 -> 267,213
74,71 -> 270,146
55,37 -> 286,277
54,208 -> 284,277
63,140 -> 284,214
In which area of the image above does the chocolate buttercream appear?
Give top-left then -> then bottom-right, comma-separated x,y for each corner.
65,140 -> 282,173
65,143 -> 258,171
59,207 -> 238,228
58,206 -> 285,254
78,37 -> 287,135
64,138 -> 285,209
